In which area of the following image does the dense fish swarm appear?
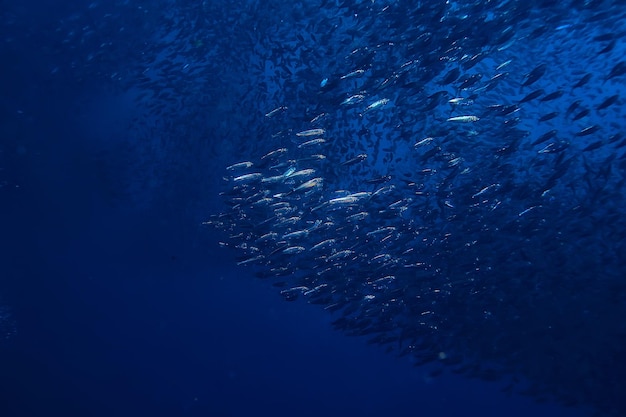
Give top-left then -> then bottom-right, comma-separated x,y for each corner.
6,0 -> 625,415
204,1 -> 626,415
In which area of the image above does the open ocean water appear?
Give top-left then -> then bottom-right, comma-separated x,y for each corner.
1,0 -> 625,416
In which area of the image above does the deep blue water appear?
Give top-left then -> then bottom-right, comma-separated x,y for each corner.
1,1 -> 625,416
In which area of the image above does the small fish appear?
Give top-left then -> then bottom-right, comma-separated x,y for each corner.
447,115 -> 479,123
326,250 -> 355,262
282,246 -> 306,255
226,161 -> 254,171
593,33 -> 615,42
522,64 -> 547,87
256,232 -> 278,242
340,69 -> 365,79
250,197 -> 274,207
572,73 -> 592,89
310,113 -> 326,124
341,94 -> 365,106
236,255 -> 265,266
458,73 -> 482,90
572,109 -> 590,121
286,169 -> 316,179
270,160 -> 296,170
596,94 -> 619,110
565,100 -> 582,118
299,154 -> 326,162
608,133 -> 623,144
261,175 -> 288,184
518,206 -> 541,217
346,212 -> 369,222
293,177 -> 323,192
440,68 -> 461,85
495,59 -> 513,71
605,61 -> 626,81
328,196 -> 360,205
448,157 -> 463,167
233,173 -> 263,183
282,230 -> 310,240
298,138 -> 326,148
539,112 -> 559,122
364,175 -> 391,185
280,286 -> 308,301
264,106 -> 287,118
341,154 -> 368,166
448,97 -> 468,105
282,167 -> 296,177
488,71 -> 508,84
310,239 -> 336,252
273,216 -> 301,228
582,140 -> 604,152
303,284 -> 329,297
371,185 -> 395,198
575,125 -> 600,136
366,226 -> 396,237
363,98 -> 390,113
414,137 -> 434,147
472,183 -> 500,198
497,39 -> 516,51
538,142 -> 569,154
539,90 -> 564,102
296,128 -> 325,137
598,39 -> 616,55
261,148 -> 287,160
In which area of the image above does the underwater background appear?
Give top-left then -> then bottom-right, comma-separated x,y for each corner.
1,1 -> 625,416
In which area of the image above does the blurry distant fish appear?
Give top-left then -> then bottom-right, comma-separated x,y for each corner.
572,73 -> 591,89
565,100 -> 582,118
458,73 -> 482,90
538,112 -> 559,122
582,140 -> 604,152
439,67 -> 461,85
572,109 -> 590,121
521,64 -> 546,87
596,94 -> 619,110
605,61 -> 626,81
518,89 -> 544,104
539,90 -> 564,102
531,130 -> 558,146
598,39 -> 616,55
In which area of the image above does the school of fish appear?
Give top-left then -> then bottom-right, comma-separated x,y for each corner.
201,1 -> 626,415
13,0 -> 625,415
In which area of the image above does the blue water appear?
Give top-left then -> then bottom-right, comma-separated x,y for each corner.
1,0 -> 624,416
